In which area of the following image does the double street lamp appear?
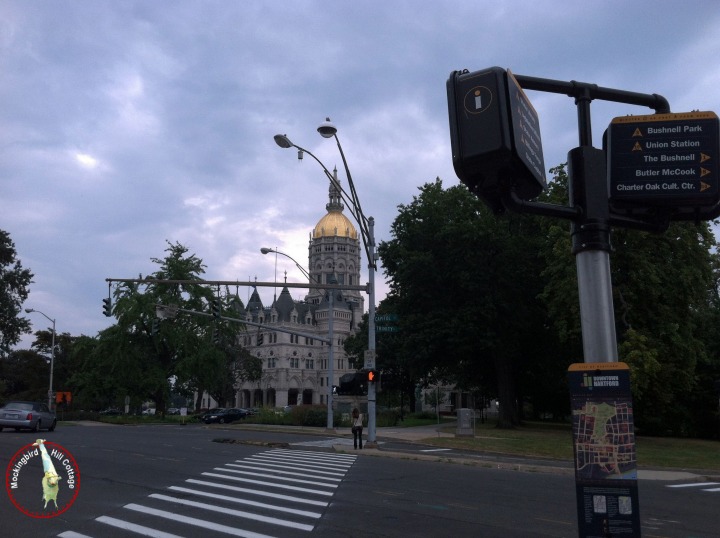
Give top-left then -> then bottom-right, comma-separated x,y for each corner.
25,308 -> 56,410
274,119 -> 378,445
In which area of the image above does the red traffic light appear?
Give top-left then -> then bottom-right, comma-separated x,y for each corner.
367,370 -> 377,382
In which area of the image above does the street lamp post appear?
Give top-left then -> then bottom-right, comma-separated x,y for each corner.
25,308 -> 56,410
274,119 -> 378,446
261,247 -> 336,430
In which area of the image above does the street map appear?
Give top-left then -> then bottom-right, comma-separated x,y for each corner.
572,399 -> 637,480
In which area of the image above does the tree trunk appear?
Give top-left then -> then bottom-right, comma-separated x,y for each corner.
494,354 -> 519,428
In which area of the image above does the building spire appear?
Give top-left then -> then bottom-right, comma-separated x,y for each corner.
326,167 -> 344,212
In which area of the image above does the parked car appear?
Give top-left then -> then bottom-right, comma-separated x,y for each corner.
99,408 -> 121,416
167,407 -> 180,415
197,407 -> 223,422
201,408 -> 248,424
0,401 -> 57,432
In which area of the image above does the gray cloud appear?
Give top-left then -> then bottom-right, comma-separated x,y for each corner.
3,0 -> 720,344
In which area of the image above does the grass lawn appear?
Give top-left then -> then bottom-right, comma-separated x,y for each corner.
418,420 -> 720,471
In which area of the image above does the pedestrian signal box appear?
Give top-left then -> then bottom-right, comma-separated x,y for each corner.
367,370 -> 378,382
447,67 -> 546,212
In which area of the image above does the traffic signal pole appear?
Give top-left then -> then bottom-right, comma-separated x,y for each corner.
447,68 -> 684,538
495,74 -> 671,363
567,85 -> 618,362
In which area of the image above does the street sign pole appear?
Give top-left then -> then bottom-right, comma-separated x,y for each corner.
569,145 -> 619,363
447,69 -> 685,538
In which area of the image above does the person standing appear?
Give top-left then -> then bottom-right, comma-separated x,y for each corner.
351,408 -> 364,449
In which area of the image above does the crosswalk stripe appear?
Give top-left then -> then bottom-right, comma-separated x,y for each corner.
185,478 -> 328,506
124,503 -> 276,538
667,482 -> 720,488
248,454 -> 353,471
168,486 -> 323,518
95,515 -> 184,537
225,462 -> 343,481
702,487 -> 720,492
212,467 -> 339,488
150,494 -> 315,531
238,459 -> 347,477
201,471 -> 335,496
265,448 -> 357,462
272,448 -> 357,460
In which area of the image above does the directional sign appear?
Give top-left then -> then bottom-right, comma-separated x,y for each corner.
375,313 -> 398,323
608,111 -> 720,208
447,67 -> 546,211
507,69 -> 546,190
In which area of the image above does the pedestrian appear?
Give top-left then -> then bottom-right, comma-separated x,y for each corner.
351,407 -> 363,449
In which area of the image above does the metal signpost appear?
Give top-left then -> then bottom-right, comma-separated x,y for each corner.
447,66 -> 720,537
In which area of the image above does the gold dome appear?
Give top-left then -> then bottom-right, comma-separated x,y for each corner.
313,210 -> 358,239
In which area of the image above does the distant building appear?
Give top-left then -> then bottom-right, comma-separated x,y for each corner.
200,171 -> 364,410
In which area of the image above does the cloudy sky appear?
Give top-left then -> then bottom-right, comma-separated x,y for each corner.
3,1 -> 720,346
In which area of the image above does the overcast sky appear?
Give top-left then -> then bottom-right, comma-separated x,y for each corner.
3,1 -> 720,346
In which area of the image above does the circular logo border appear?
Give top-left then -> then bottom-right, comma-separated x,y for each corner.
5,440 -> 81,519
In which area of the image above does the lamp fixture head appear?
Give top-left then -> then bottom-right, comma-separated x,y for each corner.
317,117 -> 337,138
260,248 -> 274,255
24,308 -> 34,313
273,134 -> 293,148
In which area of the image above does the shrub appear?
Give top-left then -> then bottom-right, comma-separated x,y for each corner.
377,409 -> 400,427
288,405 -> 343,427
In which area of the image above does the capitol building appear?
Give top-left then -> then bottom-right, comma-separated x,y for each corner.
200,173 -> 365,410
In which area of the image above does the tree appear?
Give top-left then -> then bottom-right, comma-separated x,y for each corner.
30,329 -> 78,401
344,300 -> 420,414
538,165 -> 720,436
0,349 -> 49,401
72,241 -> 261,413
0,230 -> 33,355
378,179 -> 550,427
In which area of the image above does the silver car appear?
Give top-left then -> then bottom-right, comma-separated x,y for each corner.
0,401 -> 57,432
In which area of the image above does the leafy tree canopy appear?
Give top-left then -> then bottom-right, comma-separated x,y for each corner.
0,230 -> 33,355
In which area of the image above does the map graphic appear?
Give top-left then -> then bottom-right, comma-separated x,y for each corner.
572,399 -> 637,480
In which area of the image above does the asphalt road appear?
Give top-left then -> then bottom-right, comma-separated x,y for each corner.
0,423 -> 717,537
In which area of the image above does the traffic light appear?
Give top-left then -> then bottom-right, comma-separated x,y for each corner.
213,328 -> 220,345
102,297 -> 112,317
151,319 -> 160,336
211,299 -> 221,320
367,369 -> 378,383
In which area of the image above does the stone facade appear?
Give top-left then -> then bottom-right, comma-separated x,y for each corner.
228,173 -> 364,410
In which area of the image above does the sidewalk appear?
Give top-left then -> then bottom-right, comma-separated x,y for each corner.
228,422 -> 718,481
72,420 -> 718,481
375,424 -> 716,481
